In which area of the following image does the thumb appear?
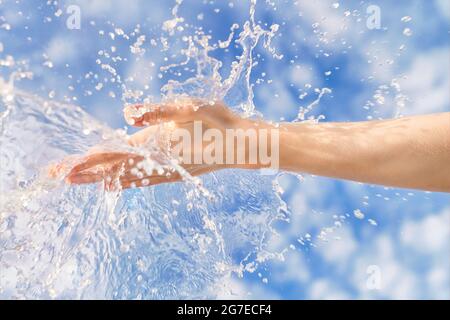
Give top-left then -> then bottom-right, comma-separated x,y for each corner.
124,100 -> 203,127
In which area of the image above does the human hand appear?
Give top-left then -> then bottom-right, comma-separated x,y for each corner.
54,98 -> 260,189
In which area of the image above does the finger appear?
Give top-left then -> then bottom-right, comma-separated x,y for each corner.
103,161 -> 127,191
127,126 -> 159,147
48,155 -> 82,178
123,103 -> 173,126
124,100 -> 204,127
123,104 -> 148,126
66,172 -> 104,184
120,177 -> 166,189
67,152 -> 129,175
48,163 -> 64,178
120,171 -> 182,189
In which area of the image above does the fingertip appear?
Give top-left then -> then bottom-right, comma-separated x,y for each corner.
66,172 -> 102,185
124,104 -> 146,126
64,176 -> 73,184
48,164 -> 59,178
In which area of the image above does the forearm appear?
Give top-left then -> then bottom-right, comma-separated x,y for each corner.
123,101 -> 449,192
277,113 -> 450,192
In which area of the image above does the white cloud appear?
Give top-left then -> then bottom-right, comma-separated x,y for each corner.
427,264 -> 450,299
295,0 -> 352,42
269,249 -> 310,285
289,64 -> 318,88
46,36 -> 79,65
316,226 -> 357,267
309,278 -> 350,299
350,234 -> 420,299
349,206 -> 450,299
215,275 -> 280,300
400,207 -> 450,253
436,0 -> 450,20
125,57 -> 160,92
214,276 -> 251,299
399,47 -> 450,115
257,80 -> 296,121
66,0 -> 162,26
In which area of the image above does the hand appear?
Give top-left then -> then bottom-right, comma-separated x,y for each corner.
54,98 -> 257,189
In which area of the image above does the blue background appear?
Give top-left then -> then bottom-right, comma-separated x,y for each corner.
0,0 -> 449,299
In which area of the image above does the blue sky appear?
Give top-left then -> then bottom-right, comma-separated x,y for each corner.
1,0 -> 449,299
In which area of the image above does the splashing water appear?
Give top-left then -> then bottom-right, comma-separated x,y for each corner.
0,1 -> 292,299
0,86 -> 290,299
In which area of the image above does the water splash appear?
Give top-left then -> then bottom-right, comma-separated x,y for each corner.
0,0 -> 290,299
0,87 -> 289,299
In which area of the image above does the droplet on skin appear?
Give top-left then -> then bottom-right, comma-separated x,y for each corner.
130,167 -> 139,176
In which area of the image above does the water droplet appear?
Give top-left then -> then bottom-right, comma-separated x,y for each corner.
353,209 -> 365,219
401,16 -> 412,23
403,28 -> 412,36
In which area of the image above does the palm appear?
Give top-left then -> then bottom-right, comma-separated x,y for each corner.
53,99 -> 245,189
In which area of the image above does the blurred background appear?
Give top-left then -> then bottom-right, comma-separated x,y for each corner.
0,0 -> 449,299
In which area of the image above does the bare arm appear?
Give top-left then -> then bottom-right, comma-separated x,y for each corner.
278,113 -> 450,192
60,99 -> 450,193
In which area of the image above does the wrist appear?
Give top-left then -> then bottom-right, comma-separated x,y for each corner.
229,118 -> 279,170
278,122 -> 303,172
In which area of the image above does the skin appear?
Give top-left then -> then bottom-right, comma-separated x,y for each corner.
51,99 -> 450,193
